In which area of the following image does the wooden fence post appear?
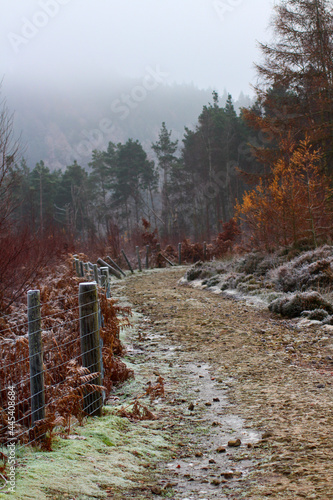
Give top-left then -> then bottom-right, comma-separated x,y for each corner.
178,243 -> 182,265
100,267 -> 110,298
97,258 -> 121,280
121,250 -> 134,274
79,261 -> 84,277
106,256 -> 126,277
93,264 -> 99,285
136,246 -> 142,272
79,282 -> 103,417
146,245 -> 150,270
74,258 -> 80,277
28,290 -> 45,426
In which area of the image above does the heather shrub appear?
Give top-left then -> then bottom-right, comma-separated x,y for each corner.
269,291 -> 333,318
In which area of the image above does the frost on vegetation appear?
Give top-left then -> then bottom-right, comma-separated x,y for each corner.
268,291 -> 333,318
184,245 -> 333,321
270,246 -> 333,292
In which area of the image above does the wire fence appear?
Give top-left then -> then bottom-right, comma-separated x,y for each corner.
0,277 -> 108,467
0,244 -> 191,481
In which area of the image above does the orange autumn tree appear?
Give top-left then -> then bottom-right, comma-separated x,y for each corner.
236,135 -> 333,249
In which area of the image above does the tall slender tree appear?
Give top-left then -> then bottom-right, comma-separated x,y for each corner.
152,122 -> 178,238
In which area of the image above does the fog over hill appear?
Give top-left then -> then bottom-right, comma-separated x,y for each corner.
4,79 -> 253,170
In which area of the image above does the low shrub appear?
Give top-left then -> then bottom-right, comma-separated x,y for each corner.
269,291 -> 333,318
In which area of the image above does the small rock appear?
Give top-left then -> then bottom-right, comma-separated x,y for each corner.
209,459 -> 216,464
188,403 -> 195,411
213,397 -> 220,402
195,451 -> 203,457
228,438 -> 241,447
222,471 -> 234,479
247,443 -> 253,449
216,447 -> 226,453
205,402 -> 212,407
212,421 -> 220,427
317,384 -> 325,389
262,431 -> 273,439
211,479 -> 221,486
151,486 -> 162,495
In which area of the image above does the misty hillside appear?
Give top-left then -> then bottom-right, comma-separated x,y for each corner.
4,79 -> 252,170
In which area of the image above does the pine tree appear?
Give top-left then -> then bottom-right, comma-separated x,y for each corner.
152,122 -> 178,238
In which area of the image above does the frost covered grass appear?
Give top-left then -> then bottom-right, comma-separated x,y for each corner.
0,404 -> 171,499
183,245 -> 333,321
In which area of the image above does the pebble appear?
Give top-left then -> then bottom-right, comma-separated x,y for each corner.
151,486 -> 162,495
211,479 -> 221,486
216,446 -> 226,453
222,471 -> 234,479
228,438 -> 241,447
195,451 -> 203,457
188,403 -> 195,411
205,402 -> 212,407
209,459 -> 216,464
213,397 -> 220,402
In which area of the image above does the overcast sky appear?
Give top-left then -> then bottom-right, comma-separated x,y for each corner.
1,0 -> 275,99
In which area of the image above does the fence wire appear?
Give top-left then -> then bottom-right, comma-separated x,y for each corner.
0,284 -> 105,462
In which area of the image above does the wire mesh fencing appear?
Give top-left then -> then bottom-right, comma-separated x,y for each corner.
0,281 -> 105,462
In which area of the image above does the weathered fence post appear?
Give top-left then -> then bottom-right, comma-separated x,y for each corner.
79,261 -> 84,278
97,258 -> 121,280
203,241 -> 207,261
73,254 -> 78,271
136,246 -> 142,272
106,256 -> 126,277
121,249 -> 134,274
178,243 -> 182,265
28,290 -> 45,426
93,264 -> 99,284
79,282 -> 103,417
74,258 -> 80,277
146,245 -> 150,270
100,267 -> 110,298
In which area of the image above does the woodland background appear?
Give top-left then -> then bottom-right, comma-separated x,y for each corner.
1,0 -> 333,309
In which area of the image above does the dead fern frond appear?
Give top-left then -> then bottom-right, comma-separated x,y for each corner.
146,376 -> 165,402
116,400 -> 156,421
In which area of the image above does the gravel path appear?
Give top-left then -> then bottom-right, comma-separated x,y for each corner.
110,266 -> 333,500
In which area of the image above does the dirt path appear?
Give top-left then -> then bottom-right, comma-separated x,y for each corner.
111,266 -> 333,500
